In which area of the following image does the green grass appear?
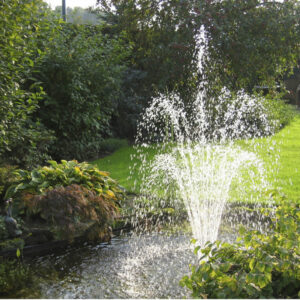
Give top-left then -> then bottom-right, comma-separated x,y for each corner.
92,146 -> 137,190
93,113 -> 300,203
257,113 -> 300,202
92,145 -> 158,192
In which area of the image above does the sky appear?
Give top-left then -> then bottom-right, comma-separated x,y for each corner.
44,0 -> 98,9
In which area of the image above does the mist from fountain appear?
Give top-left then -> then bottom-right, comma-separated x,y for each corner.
131,26 -> 276,247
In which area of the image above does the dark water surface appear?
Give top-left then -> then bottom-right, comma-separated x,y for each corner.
19,233 -> 197,298
12,205 -> 267,299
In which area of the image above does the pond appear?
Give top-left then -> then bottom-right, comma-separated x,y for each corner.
12,222 -> 239,299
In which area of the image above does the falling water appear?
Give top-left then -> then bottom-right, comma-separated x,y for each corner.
131,26 -> 276,247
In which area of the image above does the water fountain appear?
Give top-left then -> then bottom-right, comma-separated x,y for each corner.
10,26 -> 278,299
132,26 -> 275,247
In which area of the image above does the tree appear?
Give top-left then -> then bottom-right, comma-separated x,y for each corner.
0,0 -> 61,167
33,24 -> 131,160
98,0 -> 300,93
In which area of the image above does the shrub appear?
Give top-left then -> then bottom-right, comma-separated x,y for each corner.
0,165 -> 18,202
28,184 -> 119,241
0,0 -> 59,168
98,138 -> 128,154
263,94 -> 296,131
34,24 -> 131,161
200,89 -> 295,140
180,199 -> 300,299
5,160 -> 125,216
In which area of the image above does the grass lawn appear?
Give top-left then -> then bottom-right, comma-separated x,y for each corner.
259,113 -> 300,202
93,113 -> 300,203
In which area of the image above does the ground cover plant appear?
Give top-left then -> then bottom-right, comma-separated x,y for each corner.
0,160 -> 125,243
180,198 -> 300,299
236,113 -> 300,204
93,112 -> 300,203
5,160 -> 124,214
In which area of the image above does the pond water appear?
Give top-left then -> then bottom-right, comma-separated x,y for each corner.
16,228 -> 236,299
19,234 -> 194,298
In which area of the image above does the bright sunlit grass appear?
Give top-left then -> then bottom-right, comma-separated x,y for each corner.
257,113 -> 300,202
93,113 -> 300,203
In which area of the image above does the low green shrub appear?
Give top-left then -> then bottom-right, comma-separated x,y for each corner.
28,184 -> 119,241
0,165 -> 18,202
180,199 -> 300,299
98,138 -> 128,154
5,160 -> 125,216
263,94 -> 296,131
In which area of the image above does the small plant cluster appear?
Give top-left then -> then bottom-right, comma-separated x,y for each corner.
28,184 -> 119,240
5,160 -> 124,210
0,165 -> 18,203
180,199 -> 300,299
3,160 -> 124,240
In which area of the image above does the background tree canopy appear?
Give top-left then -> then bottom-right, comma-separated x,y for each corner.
98,0 -> 300,91
0,0 -> 299,166
33,24 -> 131,161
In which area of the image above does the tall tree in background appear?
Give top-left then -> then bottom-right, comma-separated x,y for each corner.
98,0 -> 300,93
33,24 -> 131,160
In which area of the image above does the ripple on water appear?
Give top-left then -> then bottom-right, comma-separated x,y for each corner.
27,233 -> 196,299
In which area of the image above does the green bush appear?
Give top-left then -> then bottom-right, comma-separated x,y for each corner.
28,184 -> 119,241
5,160 -> 125,215
98,138 -> 128,154
195,89 -> 296,141
34,24 -> 131,161
0,0 -> 59,168
180,199 -> 300,299
263,94 -> 296,131
0,165 -> 18,201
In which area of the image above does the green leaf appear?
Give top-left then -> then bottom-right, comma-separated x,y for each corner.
16,248 -> 21,258
194,246 -> 200,255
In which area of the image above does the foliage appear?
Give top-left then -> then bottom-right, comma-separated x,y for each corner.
0,0 -> 60,168
197,89 -> 297,140
5,160 -> 125,215
202,0 -> 300,91
27,184 -> 119,241
263,95 -> 296,130
99,0 -> 198,107
180,200 -> 300,298
0,165 -> 18,201
0,257 -> 32,297
111,68 -> 150,139
98,0 -> 300,102
0,216 -> 9,241
98,138 -> 129,154
33,23 -> 131,161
